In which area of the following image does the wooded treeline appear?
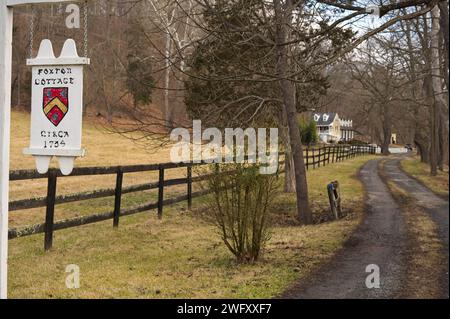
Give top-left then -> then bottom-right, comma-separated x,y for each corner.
12,0 -> 189,128
10,0 -> 448,224
320,2 -> 449,171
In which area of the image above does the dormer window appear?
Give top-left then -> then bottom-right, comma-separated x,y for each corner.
314,114 -> 320,122
323,114 -> 329,122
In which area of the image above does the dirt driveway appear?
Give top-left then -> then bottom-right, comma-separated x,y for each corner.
282,158 -> 408,298
382,157 -> 448,298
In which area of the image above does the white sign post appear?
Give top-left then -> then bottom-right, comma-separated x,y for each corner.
0,0 -> 85,299
23,38 -> 89,175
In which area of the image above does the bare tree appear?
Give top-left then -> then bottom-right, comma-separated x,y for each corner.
177,0 -> 438,223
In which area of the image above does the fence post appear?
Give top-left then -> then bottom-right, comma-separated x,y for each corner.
312,148 -> 316,169
187,165 -> 192,210
158,166 -> 165,219
306,147 -> 309,171
113,167 -> 123,228
321,147 -> 324,166
322,148 -> 325,166
317,148 -> 321,168
44,170 -> 57,251
331,146 -> 334,163
327,146 -> 331,164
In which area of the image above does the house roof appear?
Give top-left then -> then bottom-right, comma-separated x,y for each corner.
313,113 -> 338,126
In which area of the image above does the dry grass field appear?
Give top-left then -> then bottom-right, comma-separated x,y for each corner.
8,110 -> 378,298
401,156 -> 449,197
10,110 -> 187,227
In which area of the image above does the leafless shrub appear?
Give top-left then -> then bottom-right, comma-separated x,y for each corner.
200,163 -> 280,263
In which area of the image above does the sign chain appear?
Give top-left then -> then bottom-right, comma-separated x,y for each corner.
83,1 -> 88,58
29,5 -> 35,59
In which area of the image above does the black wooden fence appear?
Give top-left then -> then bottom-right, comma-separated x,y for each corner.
303,144 -> 376,169
8,144 -> 375,251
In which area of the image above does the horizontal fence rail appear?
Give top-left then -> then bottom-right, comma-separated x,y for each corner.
8,145 -> 375,251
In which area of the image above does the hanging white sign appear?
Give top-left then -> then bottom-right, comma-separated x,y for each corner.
23,38 -> 89,175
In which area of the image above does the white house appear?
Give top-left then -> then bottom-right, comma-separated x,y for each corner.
312,113 -> 354,143
340,118 -> 354,142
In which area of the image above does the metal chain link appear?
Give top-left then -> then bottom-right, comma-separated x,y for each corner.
29,5 -> 36,59
83,1 -> 88,58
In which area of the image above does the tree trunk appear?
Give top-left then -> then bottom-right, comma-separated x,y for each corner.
438,116 -> 444,171
430,5 -> 442,176
416,138 -> 430,163
280,107 -> 296,193
284,143 -> 296,193
164,32 -> 172,129
439,1 -> 449,90
274,0 -> 312,224
381,103 -> 391,155
438,3 -> 449,168
438,105 -> 449,169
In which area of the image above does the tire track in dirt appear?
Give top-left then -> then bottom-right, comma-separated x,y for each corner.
382,157 -> 449,298
282,158 -> 408,298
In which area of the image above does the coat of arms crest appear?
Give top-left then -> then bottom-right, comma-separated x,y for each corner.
43,87 -> 69,126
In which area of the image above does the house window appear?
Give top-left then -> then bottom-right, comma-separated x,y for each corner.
319,126 -> 329,133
